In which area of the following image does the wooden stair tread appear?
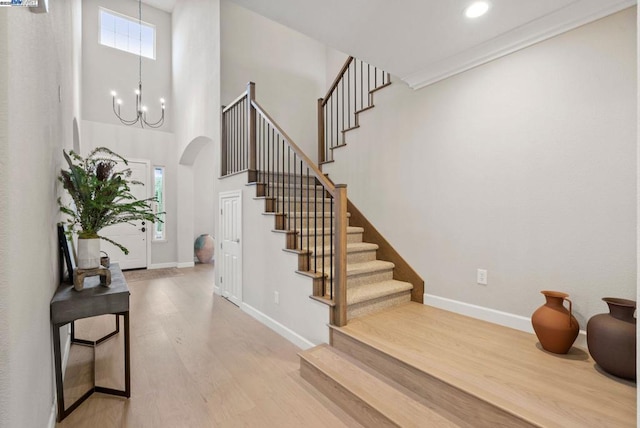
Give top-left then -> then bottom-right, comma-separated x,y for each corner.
300,344 -> 459,428
334,303 -> 636,428
347,280 -> 413,305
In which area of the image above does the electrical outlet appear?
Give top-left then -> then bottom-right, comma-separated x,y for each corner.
477,269 -> 488,285
274,291 -> 279,304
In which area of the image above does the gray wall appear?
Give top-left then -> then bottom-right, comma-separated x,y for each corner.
221,0 -> 328,159
1,1 -> 82,426
324,8 -> 637,329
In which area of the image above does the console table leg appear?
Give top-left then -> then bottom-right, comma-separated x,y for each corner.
124,312 -> 131,397
52,323 -> 65,422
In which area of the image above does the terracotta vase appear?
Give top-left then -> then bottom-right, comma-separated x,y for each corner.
531,290 -> 579,354
587,298 -> 636,380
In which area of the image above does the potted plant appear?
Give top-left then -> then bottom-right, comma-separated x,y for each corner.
58,147 -> 163,269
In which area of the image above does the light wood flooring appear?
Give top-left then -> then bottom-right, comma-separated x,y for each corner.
56,264 -> 362,428
333,302 -> 637,427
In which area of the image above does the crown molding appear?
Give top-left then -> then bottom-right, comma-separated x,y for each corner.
402,0 -> 636,90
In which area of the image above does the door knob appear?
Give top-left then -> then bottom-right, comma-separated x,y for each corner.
141,227 -> 146,232
233,238 -> 240,243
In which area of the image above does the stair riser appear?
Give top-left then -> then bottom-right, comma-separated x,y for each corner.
299,357 -> 399,428
287,215 -> 348,229
260,174 -> 318,186
273,200 -> 334,212
309,249 -> 378,271
266,185 -> 327,198
330,329 -> 537,428
347,292 -> 411,320
299,232 -> 362,249
347,269 -> 394,288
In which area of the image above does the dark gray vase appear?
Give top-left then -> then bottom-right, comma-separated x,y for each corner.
586,298 -> 636,380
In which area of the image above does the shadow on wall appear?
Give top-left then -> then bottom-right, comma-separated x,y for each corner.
180,135 -> 213,166
73,117 -> 80,152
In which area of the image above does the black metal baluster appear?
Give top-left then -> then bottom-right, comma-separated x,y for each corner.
360,60 -> 363,112
313,177 -> 317,274
299,161 -> 303,250
321,181 -> 326,295
289,152 -> 298,239
306,168 -> 310,255
341,78 -> 344,140
288,148 -> 291,230
279,138 -> 285,214
347,62 -> 351,129
367,63 -> 371,106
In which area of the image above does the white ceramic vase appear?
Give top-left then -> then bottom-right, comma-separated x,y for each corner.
77,238 -> 100,269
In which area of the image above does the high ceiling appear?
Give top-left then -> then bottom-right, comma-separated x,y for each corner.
142,0 -> 636,89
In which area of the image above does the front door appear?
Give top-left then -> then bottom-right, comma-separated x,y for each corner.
219,190 -> 242,306
101,160 -> 150,270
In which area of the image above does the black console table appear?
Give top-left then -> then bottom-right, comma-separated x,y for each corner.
50,263 -> 130,422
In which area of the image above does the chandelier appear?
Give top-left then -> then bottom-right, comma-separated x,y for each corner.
110,0 -> 165,128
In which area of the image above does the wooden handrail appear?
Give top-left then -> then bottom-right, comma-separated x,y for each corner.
222,91 -> 248,114
321,56 -> 353,106
251,99 -> 337,197
222,83 -> 348,327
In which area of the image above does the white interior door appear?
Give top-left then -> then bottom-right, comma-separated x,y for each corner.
219,190 -> 242,306
101,160 -> 150,270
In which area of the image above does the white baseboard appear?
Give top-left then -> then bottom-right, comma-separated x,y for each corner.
177,261 -> 195,268
241,302 -> 315,350
47,402 -> 56,428
424,294 -> 587,350
148,262 -> 177,269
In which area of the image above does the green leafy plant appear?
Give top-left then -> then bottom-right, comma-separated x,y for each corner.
58,147 -> 163,254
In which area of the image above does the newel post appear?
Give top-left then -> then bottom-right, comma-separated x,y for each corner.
220,105 -> 227,176
333,184 -> 348,327
317,98 -> 325,166
247,81 -> 257,183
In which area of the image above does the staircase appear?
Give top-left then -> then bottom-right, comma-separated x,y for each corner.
253,172 -> 414,322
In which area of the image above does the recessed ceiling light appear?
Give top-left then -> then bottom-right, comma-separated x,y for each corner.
465,1 -> 490,19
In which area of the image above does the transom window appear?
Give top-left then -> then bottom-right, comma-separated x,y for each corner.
99,8 -> 155,60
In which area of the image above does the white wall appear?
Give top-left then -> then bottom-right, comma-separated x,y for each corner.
324,8 -> 637,329
193,140 -> 216,240
221,0 -> 328,158
1,1 -> 82,426
216,173 -> 331,346
172,0 -> 220,266
82,0 -> 172,131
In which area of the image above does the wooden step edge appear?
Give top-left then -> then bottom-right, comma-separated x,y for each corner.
369,81 -> 392,94
319,159 -> 335,165
282,248 -> 311,256
309,295 -> 335,307
355,104 -> 375,115
329,143 -> 348,151
341,125 -> 360,134
328,326 -> 540,428
299,345 -> 459,427
295,270 -> 326,279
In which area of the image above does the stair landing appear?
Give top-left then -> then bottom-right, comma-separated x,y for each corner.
301,302 -> 636,427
